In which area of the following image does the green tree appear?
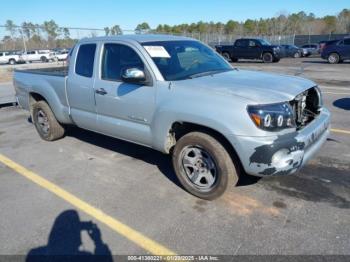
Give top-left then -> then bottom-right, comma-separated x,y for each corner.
110,25 -> 123,35
225,20 -> 239,34
43,20 -> 59,40
63,28 -> 70,39
135,22 -> 150,34
323,15 -> 337,33
5,20 -> 17,39
243,19 -> 255,34
104,27 -> 110,36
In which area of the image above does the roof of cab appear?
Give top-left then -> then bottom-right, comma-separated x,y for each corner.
79,34 -> 193,44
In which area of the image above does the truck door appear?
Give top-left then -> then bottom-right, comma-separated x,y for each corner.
247,40 -> 261,58
66,43 -> 98,131
339,39 -> 350,59
234,39 -> 249,58
93,42 -> 156,146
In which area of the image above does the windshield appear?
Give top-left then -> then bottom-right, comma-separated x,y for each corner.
142,40 -> 232,81
259,39 -> 271,46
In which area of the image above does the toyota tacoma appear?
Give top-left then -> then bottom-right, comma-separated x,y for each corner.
14,35 -> 330,200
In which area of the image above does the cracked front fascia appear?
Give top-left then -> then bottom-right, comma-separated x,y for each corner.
249,132 -> 305,176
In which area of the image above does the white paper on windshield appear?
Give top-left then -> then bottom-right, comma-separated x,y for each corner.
144,46 -> 170,58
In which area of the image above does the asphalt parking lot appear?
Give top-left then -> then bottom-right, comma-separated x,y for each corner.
0,57 -> 349,257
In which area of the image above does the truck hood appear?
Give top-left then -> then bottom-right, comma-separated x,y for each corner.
174,69 -> 316,104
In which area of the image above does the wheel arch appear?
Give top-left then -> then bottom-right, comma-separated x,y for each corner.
28,90 -> 71,124
165,121 -> 245,174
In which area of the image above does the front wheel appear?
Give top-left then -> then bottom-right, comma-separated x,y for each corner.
328,53 -> 340,64
172,132 -> 238,200
32,101 -> 65,141
294,52 -> 301,58
9,59 -> 16,65
262,52 -> 273,63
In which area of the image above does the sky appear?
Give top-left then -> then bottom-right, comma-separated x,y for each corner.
1,0 -> 349,30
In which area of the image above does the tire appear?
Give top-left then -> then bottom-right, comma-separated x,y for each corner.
294,52 -> 301,58
32,101 -> 65,141
262,52 -> 273,63
9,59 -> 16,65
222,52 -> 231,62
40,56 -> 48,63
328,53 -> 340,64
172,132 -> 238,200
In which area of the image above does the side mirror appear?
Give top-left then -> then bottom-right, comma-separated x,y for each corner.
121,68 -> 146,83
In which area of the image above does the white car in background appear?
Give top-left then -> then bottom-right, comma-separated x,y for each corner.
0,51 -> 24,65
53,50 -> 69,61
22,50 -> 54,63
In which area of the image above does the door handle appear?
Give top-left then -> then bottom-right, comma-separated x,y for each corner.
95,88 -> 107,95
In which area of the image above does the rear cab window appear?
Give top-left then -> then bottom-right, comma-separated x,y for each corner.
75,44 -> 96,77
235,40 -> 248,47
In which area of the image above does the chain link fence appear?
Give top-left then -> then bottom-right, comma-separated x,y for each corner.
1,24 -> 349,52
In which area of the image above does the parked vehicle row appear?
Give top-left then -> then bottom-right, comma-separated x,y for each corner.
215,37 -> 350,63
0,48 -> 71,65
215,38 -> 281,63
0,51 -> 24,65
321,38 -> 350,64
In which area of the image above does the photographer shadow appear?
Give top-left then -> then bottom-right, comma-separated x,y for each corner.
26,210 -> 113,262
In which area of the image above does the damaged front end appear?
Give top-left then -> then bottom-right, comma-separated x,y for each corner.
290,86 -> 323,129
233,87 -> 330,177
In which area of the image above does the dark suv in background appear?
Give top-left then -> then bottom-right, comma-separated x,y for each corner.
215,38 -> 280,63
321,38 -> 350,64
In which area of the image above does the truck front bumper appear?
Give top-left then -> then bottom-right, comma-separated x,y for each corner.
228,108 -> 331,176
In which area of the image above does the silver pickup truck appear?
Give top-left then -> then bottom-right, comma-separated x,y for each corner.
14,35 -> 330,200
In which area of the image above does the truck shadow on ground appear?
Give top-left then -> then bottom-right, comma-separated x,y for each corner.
65,126 -> 260,191
333,98 -> 350,110
26,209 -> 113,262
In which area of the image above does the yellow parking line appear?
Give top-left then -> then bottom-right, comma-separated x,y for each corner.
0,153 -> 176,255
331,128 -> 350,135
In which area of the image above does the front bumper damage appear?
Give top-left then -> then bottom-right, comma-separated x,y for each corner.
229,108 -> 330,176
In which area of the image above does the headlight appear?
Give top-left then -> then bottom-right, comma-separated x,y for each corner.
247,102 -> 295,131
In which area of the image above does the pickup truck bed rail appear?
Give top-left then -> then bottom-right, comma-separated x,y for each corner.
14,67 -> 68,77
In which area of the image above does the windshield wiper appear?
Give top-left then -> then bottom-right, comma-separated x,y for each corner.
188,69 -> 232,79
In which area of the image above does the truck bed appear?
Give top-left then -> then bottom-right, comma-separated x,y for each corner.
14,67 -> 68,77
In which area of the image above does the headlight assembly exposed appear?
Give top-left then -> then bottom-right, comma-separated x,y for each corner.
247,102 -> 295,131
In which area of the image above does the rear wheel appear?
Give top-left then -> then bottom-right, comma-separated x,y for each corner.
40,56 -> 48,63
262,52 -> 273,63
32,101 -> 65,141
172,132 -> 238,200
328,53 -> 340,64
222,52 -> 231,62
9,59 -> 16,65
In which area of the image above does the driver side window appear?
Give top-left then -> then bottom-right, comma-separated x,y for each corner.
101,43 -> 144,81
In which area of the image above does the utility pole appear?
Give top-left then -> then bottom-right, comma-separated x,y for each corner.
19,29 -> 27,53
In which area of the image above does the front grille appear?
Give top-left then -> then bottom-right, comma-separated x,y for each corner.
290,87 -> 321,129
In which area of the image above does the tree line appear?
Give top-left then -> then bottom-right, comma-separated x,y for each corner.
154,9 -> 350,36
1,9 -> 349,51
